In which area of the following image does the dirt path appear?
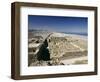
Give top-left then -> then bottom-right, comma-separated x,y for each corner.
70,42 -> 84,51
61,56 -> 87,65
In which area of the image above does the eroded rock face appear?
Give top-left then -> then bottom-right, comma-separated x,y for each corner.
37,39 -> 50,61
47,37 -> 67,58
47,33 -> 87,59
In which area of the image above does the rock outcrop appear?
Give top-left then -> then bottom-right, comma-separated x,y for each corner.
28,32 -> 87,66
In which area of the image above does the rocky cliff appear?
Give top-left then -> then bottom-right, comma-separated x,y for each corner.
28,32 -> 88,66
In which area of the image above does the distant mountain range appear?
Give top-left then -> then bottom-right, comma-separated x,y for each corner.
28,29 -> 52,39
28,29 -> 87,36
61,32 -> 88,36
28,29 -> 50,32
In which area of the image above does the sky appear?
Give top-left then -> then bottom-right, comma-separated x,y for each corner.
28,15 -> 88,34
